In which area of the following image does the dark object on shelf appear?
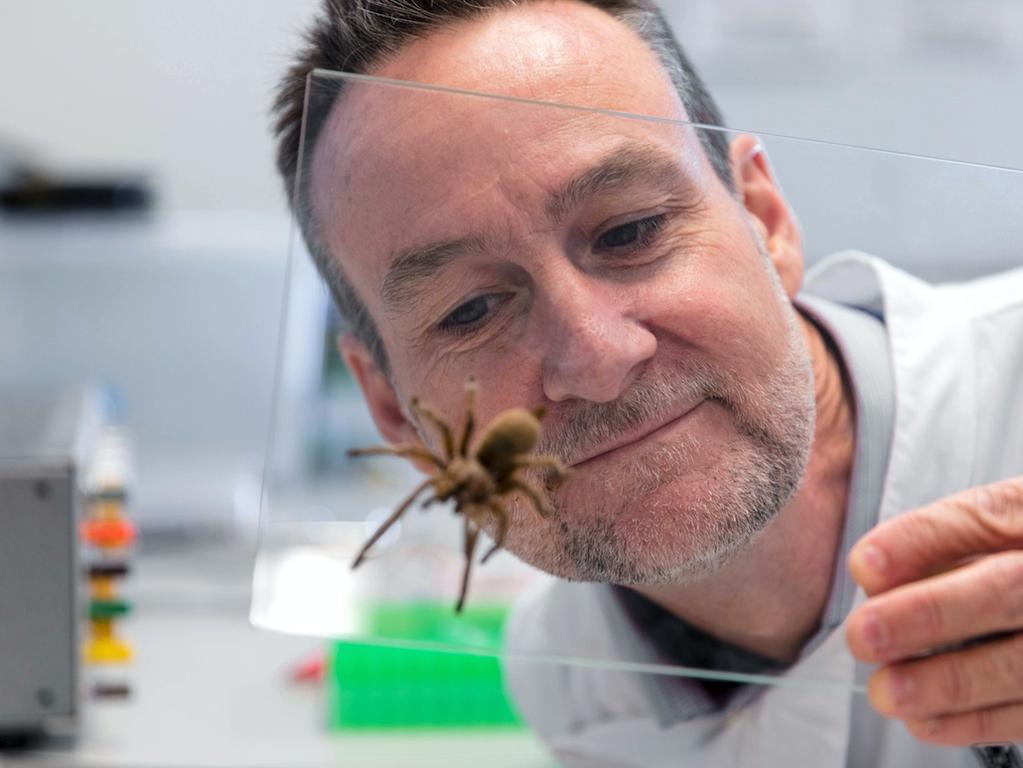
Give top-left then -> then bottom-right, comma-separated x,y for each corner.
86,562 -> 131,579
90,682 -> 131,700
0,172 -> 153,214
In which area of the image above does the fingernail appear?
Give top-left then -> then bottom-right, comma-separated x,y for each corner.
860,544 -> 888,575
862,610 -> 890,657
889,670 -> 916,707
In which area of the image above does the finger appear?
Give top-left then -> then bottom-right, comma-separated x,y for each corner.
904,701 -> 1023,748
847,551 -> 1023,663
866,632 -> 1023,719
849,478 -> 1023,596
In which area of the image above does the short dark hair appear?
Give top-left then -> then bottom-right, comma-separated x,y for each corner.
272,0 -> 732,375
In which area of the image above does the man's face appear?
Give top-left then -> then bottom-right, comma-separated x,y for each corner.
312,1 -> 815,584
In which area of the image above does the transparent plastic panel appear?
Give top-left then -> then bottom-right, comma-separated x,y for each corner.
251,70 -> 1023,697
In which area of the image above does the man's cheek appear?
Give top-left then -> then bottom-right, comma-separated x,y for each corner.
637,261 -> 752,347
662,237 -> 786,347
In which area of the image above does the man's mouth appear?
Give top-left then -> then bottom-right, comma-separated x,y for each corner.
567,400 -> 706,469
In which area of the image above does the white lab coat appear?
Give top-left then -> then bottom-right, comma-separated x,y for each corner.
503,252 -> 1023,768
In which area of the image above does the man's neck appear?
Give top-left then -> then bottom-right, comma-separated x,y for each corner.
631,312 -> 856,664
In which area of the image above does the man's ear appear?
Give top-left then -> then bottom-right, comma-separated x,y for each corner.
729,134 -> 804,298
339,333 -> 420,449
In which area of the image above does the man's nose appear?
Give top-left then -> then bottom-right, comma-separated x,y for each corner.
539,274 -> 657,404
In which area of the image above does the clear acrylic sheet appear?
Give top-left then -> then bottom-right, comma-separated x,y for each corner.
250,70 -> 1023,695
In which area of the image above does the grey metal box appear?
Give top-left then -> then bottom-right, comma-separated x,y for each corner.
0,390 -> 100,735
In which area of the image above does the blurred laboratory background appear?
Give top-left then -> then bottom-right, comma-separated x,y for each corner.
1,1 -> 1022,766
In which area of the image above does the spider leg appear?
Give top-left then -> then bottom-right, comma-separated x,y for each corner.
511,455 -> 572,485
351,477 -> 435,569
455,514 -> 481,614
411,397 -> 455,462
503,478 -> 553,518
458,376 -> 478,457
480,500 -> 509,564
510,459 -> 570,497
347,444 -> 446,470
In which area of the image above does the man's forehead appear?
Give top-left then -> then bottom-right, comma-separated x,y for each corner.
319,103 -> 700,275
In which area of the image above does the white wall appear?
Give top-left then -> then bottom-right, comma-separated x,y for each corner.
0,0 -> 319,212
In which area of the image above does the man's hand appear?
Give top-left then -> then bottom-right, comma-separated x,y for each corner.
846,477 -> 1023,746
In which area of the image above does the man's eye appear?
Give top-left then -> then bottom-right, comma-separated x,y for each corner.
596,214 -> 666,252
439,295 -> 497,334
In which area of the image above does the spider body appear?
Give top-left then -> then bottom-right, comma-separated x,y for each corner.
475,407 -> 544,478
347,379 -> 569,612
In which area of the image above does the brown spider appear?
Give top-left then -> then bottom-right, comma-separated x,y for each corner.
347,377 -> 570,612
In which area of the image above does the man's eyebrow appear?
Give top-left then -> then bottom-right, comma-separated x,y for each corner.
545,145 -> 691,225
381,236 -> 490,310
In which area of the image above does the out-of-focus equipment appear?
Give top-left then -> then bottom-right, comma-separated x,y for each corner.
0,173 -> 152,215
80,427 -> 136,683
0,388 -> 135,741
0,138 -> 151,215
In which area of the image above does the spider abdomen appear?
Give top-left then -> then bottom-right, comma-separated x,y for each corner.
474,408 -> 541,477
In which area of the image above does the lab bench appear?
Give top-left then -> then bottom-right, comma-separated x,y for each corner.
3,538 -> 556,768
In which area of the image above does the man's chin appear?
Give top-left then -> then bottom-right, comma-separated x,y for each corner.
518,399 -> 810,583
